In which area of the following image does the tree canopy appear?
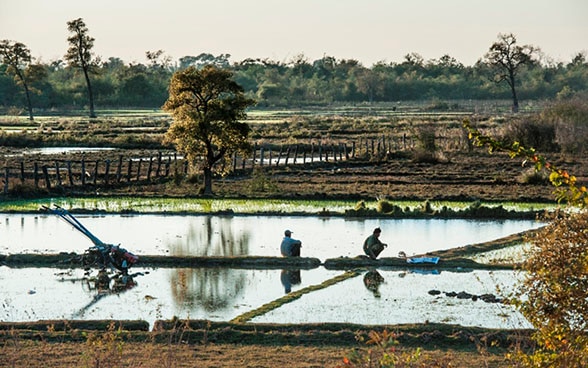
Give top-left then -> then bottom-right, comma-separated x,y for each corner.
482,33 -> 538,112
163,65 -> 256,195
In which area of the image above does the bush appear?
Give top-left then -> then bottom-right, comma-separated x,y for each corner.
499,118 -> 559,152
511,211 -> 588,367
541,96 -> 588,154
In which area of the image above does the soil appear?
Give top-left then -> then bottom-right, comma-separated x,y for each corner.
2,147 -> 585,367
3,147 -> 587,203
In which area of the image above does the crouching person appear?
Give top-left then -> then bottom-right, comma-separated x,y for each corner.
363,227 -> 387,259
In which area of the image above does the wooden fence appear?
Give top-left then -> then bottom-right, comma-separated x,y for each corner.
2,134 -> 470,194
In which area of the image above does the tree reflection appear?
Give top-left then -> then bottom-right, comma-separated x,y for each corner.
168,216 -> 251,256
170,268 -> 247,311
167,217 -> 253,312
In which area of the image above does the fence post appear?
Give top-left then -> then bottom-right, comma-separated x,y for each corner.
55,161 -> 62,187
116,155 -> 123,182
3,167 -> 8,194
104,159 -> 110,185
81,159 -> 86,186
127,159 -> 133,182
251,144 -> 257,168
156,152 -> 162,176
67,161 -> 74,186
285,146 -> 291,166
20,162 -> 25,184
293,145 -> 299,164
147,157 -> 153,180
93,160 -> 98,185
260,147 -> 265,166
136,159 -> 142,181
34,162 -> 39,188
276,146 -> 282,166
41,165 -> 51,189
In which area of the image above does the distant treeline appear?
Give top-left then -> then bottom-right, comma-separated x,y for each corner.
1,52 -> 587,111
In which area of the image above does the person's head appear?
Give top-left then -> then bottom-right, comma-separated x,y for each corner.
284,229 -> 292,237
373,227 -> 381,237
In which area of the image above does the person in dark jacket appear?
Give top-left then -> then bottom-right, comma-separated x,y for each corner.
363,227 -> 387,259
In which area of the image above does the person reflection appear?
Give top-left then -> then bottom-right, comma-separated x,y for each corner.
363,270 -> 385,298
280,269 -> 301,294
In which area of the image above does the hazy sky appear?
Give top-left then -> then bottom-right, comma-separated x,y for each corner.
1,0 -> 586,67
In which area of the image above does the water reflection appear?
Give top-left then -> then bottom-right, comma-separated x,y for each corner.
363,270 -> 385,298
168,216 -> 251,256
170,268 -> 247,312
280,269 -> 302,293
72,271 -> 140,318
1,214 -> 545,259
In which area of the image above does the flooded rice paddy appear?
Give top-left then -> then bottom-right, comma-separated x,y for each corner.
1,214 -> 544,260
0,212 -> 543,329
1,266 -> 530,329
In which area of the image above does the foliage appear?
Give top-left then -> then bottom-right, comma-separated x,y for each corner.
464,118 -> 588,366
509,211 -> 588,367
464,119 -> 587,207
1,35 -> 587,111
499,118 -> 559,152
163,65 -> 256,194
340,330 -> 428,368
0,40 -> 45,120
247,167 -> 279,193
540,95 -> 588,154
81,321 -> 126,368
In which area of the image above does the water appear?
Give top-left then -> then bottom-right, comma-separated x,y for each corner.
1,214 -> 541,329
1,214 -> 544,261
0,266 -> 530,329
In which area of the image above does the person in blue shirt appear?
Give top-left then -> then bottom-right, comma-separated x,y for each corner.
280,229 -> 302,257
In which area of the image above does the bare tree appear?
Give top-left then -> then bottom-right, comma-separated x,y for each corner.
65,18 -> 100,118
482,33 -> 538,113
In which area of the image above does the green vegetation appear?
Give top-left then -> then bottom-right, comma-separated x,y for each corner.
0,197 -> 555,218
163,65 -> 256,195
1,34 -> 587,114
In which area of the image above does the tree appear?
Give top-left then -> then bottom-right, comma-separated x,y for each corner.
0,40 -> 45,120
482,33 -> 537,112
163,66 -> 256,195
65,18 -> 100,118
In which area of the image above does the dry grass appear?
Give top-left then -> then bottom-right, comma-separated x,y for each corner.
2,340 -> 513,367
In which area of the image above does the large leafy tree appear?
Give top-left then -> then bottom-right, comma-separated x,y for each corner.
163,66 -> 256,195
65,18 -> 100,118
482,33 -> 537,112
0,40 -> 46,120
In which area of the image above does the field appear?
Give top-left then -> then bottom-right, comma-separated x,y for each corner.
1,108 -> 586,367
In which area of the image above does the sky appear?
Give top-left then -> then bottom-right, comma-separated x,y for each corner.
1,0 -> 587,67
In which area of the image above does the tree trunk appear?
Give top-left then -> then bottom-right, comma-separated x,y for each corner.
83,67 -> 96,118
509,71 -> 519,113
24,83 -> 34,121
203,167 -> 213,195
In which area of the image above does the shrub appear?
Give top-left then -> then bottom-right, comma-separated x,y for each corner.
541,95 -> 588,154
511,211 -> 588,367
499,118 -> 559,152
